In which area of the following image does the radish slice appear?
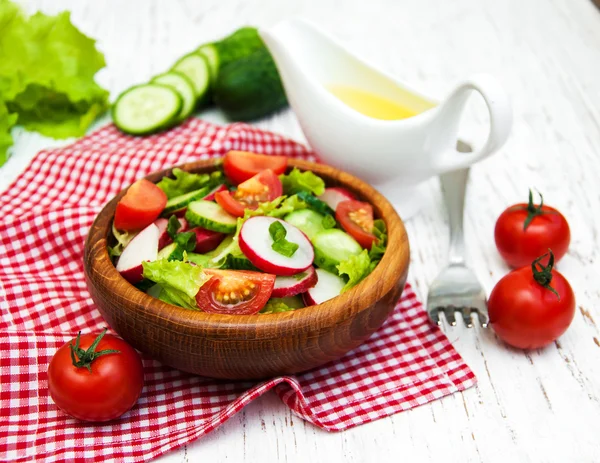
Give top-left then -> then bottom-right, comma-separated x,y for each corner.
155,217 -> 188,249
239,216 -> 314,276
203,184 -> 227,201
318,187 -> 355,211
303,268 -> 345,305
116,223 -> 160,283
272,266 -> 318,298
189,227 -> 225,253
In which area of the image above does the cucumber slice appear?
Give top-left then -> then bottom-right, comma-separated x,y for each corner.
312,229 -> 362,274
185,200 -> 237,233
171,53 -> 211,105
112,84 -> 182,135
151,71 -> 196,121
157,242 -> 182,261
225,252 -> 257,271
163,186 -> 211,214
196,44 -> 219,84
284,209 -> 325,240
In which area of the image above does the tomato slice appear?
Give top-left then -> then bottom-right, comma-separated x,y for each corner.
114,179 -> 167,231
215,169 -> 282,218
336,200 -> 378,249
224,151 -> 287,185
196,269 -> 275,314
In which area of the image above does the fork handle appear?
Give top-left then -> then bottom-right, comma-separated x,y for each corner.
440,168 -> 470,266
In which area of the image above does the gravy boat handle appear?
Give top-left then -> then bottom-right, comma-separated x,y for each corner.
432,74 -> 512,172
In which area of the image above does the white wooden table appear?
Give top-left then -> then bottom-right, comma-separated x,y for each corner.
4,0 -> 600,461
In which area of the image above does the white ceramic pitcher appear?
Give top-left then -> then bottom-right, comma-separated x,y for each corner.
260,19 -> 512,218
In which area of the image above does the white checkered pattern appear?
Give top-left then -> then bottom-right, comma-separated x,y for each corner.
0,119 -> 476,462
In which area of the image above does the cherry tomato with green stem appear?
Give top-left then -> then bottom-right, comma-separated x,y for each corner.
48,329 -> 144,422
488,250 -> 575,350
494,190 -> 570,268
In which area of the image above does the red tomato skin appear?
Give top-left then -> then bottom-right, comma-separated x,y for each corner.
494,204 -> 570,268
215,191 -> 245,217
336,200 -> 378,250
215,170 -> 282,218
196,270 -> 275,314
488,267 -> 575,349
48,334 -> 144,422
224,151 -> 287,185
114,179 -> 167,231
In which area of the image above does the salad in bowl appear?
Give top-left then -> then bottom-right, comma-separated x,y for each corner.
110,151 -> 388,316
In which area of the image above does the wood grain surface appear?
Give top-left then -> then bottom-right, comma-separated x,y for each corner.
3,0 -> 600,461
84,159 -> 409,379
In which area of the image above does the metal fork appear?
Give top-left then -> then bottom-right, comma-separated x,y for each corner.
426,167 -> 489,328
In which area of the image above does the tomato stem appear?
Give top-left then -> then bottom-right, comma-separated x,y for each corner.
522,189 -> 545,230
69,328 -> 121,373
531,250 -> 560,300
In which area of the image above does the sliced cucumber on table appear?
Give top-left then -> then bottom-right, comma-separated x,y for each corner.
150,71 -> 196,121
171,53 -> 211,106
112,84 -> 182,135
196,44 -> 219,83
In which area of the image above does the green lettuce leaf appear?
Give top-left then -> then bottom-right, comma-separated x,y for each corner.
0,4 -> 109,139
0,99 -> 17,165
260,296 -> 304,314
108,221 -> 138,257
369,219 -> 387,268
157,169 -> 223,199
280,168 -> 326,196
142,259 -> 210,309
337,249 -> 372,293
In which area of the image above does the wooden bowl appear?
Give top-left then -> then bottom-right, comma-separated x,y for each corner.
83,159 -> 410,379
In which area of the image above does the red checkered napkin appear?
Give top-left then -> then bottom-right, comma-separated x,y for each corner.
0,119 -> 476,462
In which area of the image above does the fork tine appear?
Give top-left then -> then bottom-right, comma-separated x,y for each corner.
428,308 -> 441,326
477,310 -> 489,328
461,308 -> 473,328
443,307 -> 457,326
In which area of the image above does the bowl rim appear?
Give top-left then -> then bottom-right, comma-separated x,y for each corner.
85,158 -> 410,339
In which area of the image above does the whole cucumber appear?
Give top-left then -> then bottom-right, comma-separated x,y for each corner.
214,48 -> 288,121
215,27 -> 266,70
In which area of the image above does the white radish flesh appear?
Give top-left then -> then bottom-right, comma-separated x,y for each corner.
239,216 -> 313,276
318,187 -> 355,211
304,268 -> 345,305
272,266 -> 318,298
155,217 -> 188,250
116,223 -> 160,283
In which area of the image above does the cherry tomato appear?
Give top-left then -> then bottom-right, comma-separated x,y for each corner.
488,251 -> 575,349
223,150 -> 287,185
196,269 -> 275,314
48,330 -> 144,422
495,190 -> 570,268
336,200 -> 378,249
215,169 -> 282,217
114,179 -> 167,231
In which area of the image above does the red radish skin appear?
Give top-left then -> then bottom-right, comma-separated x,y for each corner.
116,223 -> 160,283
319,187 -> 355,211
239,217 -> 314,276
302,291 -> 317,306
304,268 -> 346,305
272,266 -> 318,298
155,217 -> 188,249
203,184 -> 227,201
190,227 -> 226,253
